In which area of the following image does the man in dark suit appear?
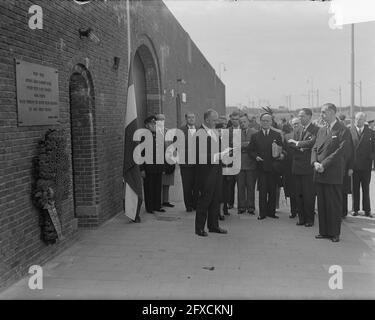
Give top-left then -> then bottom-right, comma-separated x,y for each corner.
195,109 -> 227,236
179,112 -> 198,212
350,112 -> 375,217
283,117 -> 301,219
288,108 -> 319,227
248,113 -> 284,220
369,120 -> 375,170
140,115 -> 166,214
311,103 -> 352,242
237,114 -> 258,215
341,123 -> 354,219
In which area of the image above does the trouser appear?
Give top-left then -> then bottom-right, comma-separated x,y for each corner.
162,185 -> 169,203
143,172 -> 162,212
258,171 -> 277,218
180,166 -> 198,209
316,183 -> 342,237
237,169 -> 257,210
294,174 -> 315,224
352,169 -> 371,213
195,165 -> 221,232
227,175 -> 237,206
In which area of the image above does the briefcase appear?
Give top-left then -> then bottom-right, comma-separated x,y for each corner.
272,141 -> 282,158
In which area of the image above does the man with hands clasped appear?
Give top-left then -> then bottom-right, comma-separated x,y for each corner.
311,103 -> 352,243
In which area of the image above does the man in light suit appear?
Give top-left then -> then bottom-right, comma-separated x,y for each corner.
195,109 -> 227,236
288,108 -> 319,227
311,103 -> 352,242
227,111 -> 241,209
350,112 -> 375,217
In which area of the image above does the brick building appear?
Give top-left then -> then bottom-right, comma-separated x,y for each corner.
0,0 -> 225,289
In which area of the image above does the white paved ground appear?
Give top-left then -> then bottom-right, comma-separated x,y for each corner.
1,168 -> 375,300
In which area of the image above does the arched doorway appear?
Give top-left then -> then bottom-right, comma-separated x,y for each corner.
133,52 -> 147,128
132,42 -> 162,125
69,64 -> 99,227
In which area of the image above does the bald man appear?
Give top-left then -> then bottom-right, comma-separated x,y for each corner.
194,109 -> 227,236
248,113 -> 284,220
349,112 -> 375,217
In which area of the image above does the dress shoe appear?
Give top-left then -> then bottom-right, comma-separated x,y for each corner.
196,230 -> 208,237
269,215 -> 279,219
257,216 -> 266,220
352,211 -> 359,216
208,227 -> 227,234
365,212 -> 372,217
305,223 -> 313,227
154,208 -> 166,212
186,207 -> 193,212
296,221 -> 305,226
315,234 -> 331,239
219,214 -> 225,221
162,202 -> 174,208
223,206 -> 230,216
247,209 -> 255,215
238,209 -> 245,214
331,236 -> 340,242
146,210 -> 154,214
289,214 -> 296,219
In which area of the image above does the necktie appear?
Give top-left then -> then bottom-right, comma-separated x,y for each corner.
299,127 -> 305,141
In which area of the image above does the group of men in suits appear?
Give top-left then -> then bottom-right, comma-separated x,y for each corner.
287,104 -> 375,242
139,104 -> 374,242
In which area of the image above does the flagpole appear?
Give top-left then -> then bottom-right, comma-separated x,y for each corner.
127,0 -> 131,69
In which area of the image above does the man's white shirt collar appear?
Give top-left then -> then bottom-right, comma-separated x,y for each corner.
202,123 -> 217,141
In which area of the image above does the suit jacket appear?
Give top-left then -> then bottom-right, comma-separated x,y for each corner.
311,120 -> 351,185
179,124 -> 196,167
248,128 -> 283,173
349,125 -> 375,171
291,122 -> 319,175
140,130 -> 165,174
195,125 -> 220,167
240,127 -> 257,170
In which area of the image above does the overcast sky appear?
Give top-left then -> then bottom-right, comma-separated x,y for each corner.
163,0 -> 375,109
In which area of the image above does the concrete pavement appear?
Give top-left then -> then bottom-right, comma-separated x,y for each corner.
1,169 -> 375,300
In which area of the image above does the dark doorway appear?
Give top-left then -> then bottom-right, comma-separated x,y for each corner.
133,52 -> 148,127
69,65 -> 99,227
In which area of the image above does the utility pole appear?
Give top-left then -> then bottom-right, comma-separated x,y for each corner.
316,89 -> 319,108
308,90 -> 311,108
359,80 -> 362,111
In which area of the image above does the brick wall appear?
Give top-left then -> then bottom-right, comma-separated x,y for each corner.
0,0 -> 225,289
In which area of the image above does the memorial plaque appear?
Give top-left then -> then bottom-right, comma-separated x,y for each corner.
15,59 -> 60,126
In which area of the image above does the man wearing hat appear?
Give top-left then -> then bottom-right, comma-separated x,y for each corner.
140,115 -> 166,214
